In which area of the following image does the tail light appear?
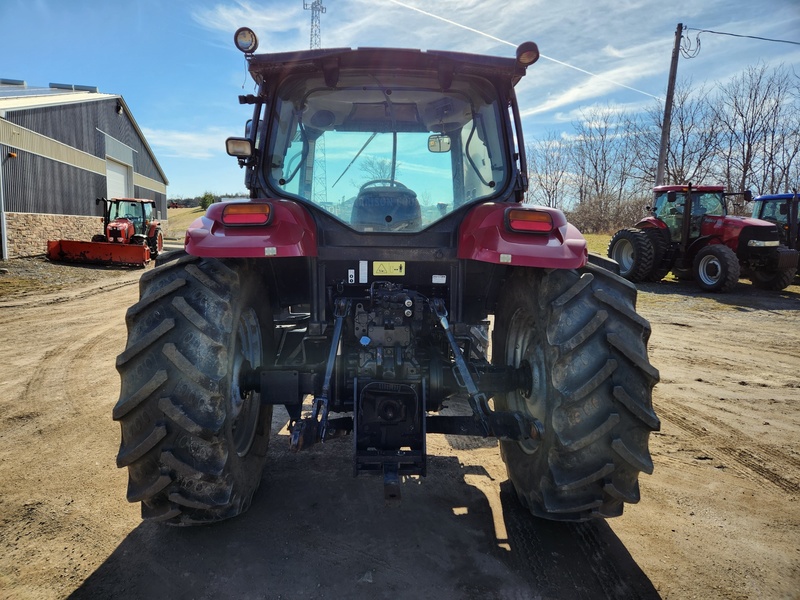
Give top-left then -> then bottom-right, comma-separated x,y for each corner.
222,203 -> 272,226
505,208 -> 554,234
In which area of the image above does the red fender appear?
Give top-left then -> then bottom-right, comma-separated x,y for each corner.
457,203 -> 587,269
635,216 -> 668,230
185,199 -> 318,258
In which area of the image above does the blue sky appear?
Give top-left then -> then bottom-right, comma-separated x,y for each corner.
1,0 -> 798,199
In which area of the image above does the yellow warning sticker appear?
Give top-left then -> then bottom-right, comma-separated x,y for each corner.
373,261 -> 406,276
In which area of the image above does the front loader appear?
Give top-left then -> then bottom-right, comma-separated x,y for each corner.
47,197 -> 163,267
113,30 -> 660,526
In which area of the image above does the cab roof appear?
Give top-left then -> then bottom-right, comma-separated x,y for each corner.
653,185 -> 726,193
246,46 -> 528,87
754,193 -> 799,201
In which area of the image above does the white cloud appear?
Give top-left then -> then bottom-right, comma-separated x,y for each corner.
142,127 -> 232,160
192,1 -> 304,34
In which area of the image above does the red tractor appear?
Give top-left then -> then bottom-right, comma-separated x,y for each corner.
608,184 -> 798,292
113,30 -> 660,526
47,197 -> 163,267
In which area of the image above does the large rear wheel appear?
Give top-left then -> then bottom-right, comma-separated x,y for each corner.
493,265 -> 660,521
607,228 -> 654,283
113,252 -> 274,525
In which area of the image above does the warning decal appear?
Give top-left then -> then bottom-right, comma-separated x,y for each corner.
372,261 -> 405,276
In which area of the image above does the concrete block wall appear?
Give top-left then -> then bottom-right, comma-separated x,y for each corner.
4,212 -> 104,258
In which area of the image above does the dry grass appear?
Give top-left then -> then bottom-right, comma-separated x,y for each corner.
165,207 -> 204,240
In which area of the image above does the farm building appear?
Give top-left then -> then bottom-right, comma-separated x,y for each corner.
0,80 -> 168,259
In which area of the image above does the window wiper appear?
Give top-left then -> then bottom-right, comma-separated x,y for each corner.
332,132 -> 378,188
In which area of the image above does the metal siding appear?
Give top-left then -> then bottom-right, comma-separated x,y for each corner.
105,135 -> 134,166
1,97 -> 167,218
133,186 -> 167,219
5,98 -> 166,185
2,150 -> 106,215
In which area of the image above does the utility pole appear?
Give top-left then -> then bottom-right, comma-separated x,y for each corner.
656,23 -> 683,187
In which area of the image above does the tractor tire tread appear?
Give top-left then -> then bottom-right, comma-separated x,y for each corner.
114,256 -> 272,525
494,263 -> 659,521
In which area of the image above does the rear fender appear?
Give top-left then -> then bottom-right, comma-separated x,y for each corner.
635,216 -> 667,230
457,203 -> 587,269
185,199 -> 318,258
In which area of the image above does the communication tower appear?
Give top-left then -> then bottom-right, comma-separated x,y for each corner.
304,1 -> 328,205
304,1 -> 326,50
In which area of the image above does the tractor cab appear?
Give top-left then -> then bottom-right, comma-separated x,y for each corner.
652,187 -> 727,242
752,193 -> 800,251
107,199 -> 155,236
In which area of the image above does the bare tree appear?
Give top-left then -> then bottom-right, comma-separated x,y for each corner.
630,80 -> 719,187
565,105 -> 642,231
525,132 -> 569,208
359,156 -> 399,181
711,63 -> 799,197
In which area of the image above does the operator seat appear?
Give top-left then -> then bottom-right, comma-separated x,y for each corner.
351,180 -> 422,232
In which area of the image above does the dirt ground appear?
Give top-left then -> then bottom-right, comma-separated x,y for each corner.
0,257 -> 798,600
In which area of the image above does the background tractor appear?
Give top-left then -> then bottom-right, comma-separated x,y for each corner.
47,197 -> 163,267
113,30 -> 660,526
608,184 -> 798,292
752,192 -> 799,253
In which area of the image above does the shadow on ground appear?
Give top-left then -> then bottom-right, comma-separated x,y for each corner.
69,428 -> 659,600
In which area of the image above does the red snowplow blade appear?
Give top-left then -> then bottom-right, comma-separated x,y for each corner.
46,239 -> 150,268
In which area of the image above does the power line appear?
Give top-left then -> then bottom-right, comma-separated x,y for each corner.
685,27 -> 800,46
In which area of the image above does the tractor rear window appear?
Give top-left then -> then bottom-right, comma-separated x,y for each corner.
264,71 -> 509,232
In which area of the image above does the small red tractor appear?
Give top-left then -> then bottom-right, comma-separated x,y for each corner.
113,30 -> 660,526
47,197 -> 163,267
608,184 -> 798,292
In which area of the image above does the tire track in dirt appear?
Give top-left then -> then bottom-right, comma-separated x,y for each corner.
7,312 -> 122,438
0,277 -> 139,316
656,402 -> 800,493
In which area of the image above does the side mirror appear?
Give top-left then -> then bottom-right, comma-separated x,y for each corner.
667,192 -> 677,203
780,204 -> 789,216
744,190 -> 753,203
226,137 -> 253,157
428,134 -> 451,153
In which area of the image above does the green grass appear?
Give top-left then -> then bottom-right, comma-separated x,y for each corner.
584,232 -> 611,256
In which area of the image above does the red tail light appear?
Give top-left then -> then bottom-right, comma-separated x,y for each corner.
506,208 -> 554,233
222,203 -> 272,226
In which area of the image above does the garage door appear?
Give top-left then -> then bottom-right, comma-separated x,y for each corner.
106,159 -> 131,198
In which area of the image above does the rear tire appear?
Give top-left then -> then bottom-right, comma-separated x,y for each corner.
113,252 -> 274,525
607,229 -> 654,283
148,229 -> 164,259
493,265 -> 660,521
643,228 -> 671,281
693,245 -> 740,292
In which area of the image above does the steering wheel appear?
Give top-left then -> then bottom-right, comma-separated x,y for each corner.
359,179 -> 409,191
